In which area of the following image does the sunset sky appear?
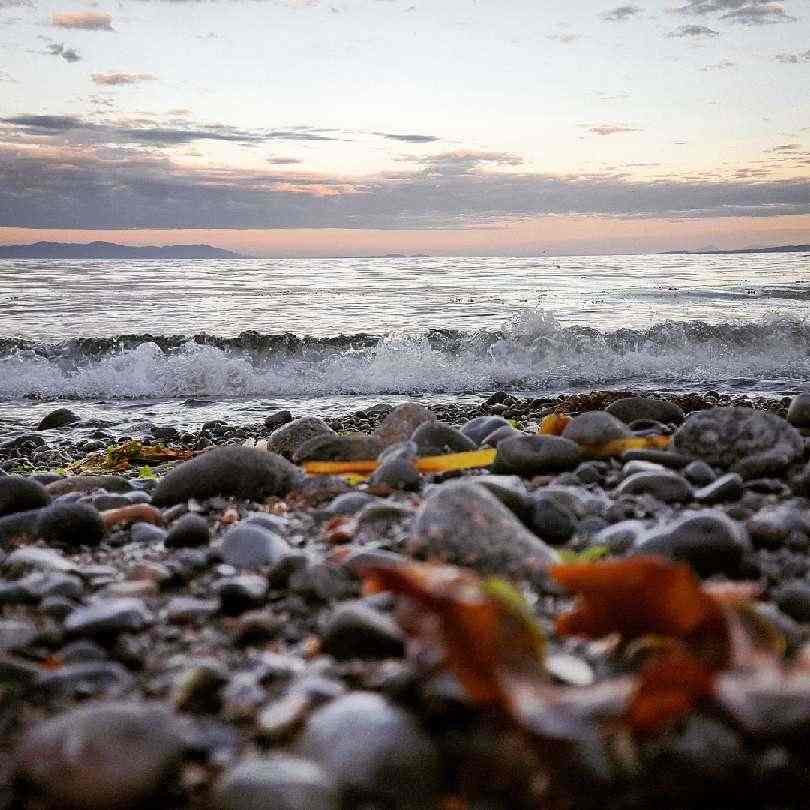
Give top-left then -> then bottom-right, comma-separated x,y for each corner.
1,0 -> 809,256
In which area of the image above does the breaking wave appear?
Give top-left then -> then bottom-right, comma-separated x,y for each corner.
2,311 -> 809,399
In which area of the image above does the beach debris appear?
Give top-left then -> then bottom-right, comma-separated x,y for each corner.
67,440 -> 196,474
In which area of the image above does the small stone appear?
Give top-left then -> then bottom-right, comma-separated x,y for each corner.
267,417 -> 335,459
683,460 -> 716,486
35,661 -> 136,701
410,480 -> 559,579
297,692 -> 440,809
47,475 -> 133,496
528,493 -> 577,545
606,397 -> 684,425
216,756 -> 339,810
172,660 -> 229,713
0,476 -> 50,517
621,449 -> 692,468
130,521 -> 168,544
460,415 -> 511,445
264,409 -> 294,430
482,424 -> 523,447
65,597 -> 152,638
733,451 -> 794,481
15,702 -> 187,809
635,510 -> 751,576
0,618 -> 38,651
374,402 -> 437,448
256,693 -> 311,744
368,457 -> 421,491
694,473 -> 744,504
3,547 -> 79,577
215,574 -> 269,616
787,393 -> 810,429
152,446 -> 305,507
34,502 -> 106,547
321,601 -> 406,660
562,411 -> 631,445
674,408 -> 803,469
220,523 -> 289,569
616,470 -> 693,503
165,513 -> 210,548
746,504 -> 805,549
493,434 -> 580,476
473,475 -> 532,522
411,422 -> 477,455
594,519 -> 647,553
36,407 -> 80,430
165,596 -> 219,624
323,492 -> 380,516
293,434 -> 383,464
773,581 -> 810,622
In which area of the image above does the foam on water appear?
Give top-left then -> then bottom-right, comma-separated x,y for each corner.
2,310 -> 808,400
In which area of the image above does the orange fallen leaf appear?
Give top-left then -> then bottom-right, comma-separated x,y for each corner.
539,413 -> 572,436
577,435 -> 671,458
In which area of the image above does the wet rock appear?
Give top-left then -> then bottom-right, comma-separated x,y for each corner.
606,397 -> 684,425
256,693 -> 311,743
36,407 -> 80,431
461,415 -> 512,445
410,480 -> 559,579
130,521 -> 167,544
594,519 -> 647,553
528,493 -> 578,545
493,434 -> 580,476
482,424 -> 523,447
474,475 -> 532,522
616,470 -> 693,503
34,502 -> 106,547
85,494 -> 130,511
562,411 -> 631,445
746,504 -> 806,549
635,510 -> 751,576
216,756 -> 339,810
323,492 -> 380,516
787,393 -> 810,429
0,476 -> 50,517
374,402 -> 436,448
172,660 -> 229,714
267,417 -> 335,459
294,434 -> 383,464
65,597 -> 152,638
220,523 -> 289,569
622,448 -> 692,468
773,581 -> 810,622
673,408 -> 803,469
215,574 -> 269,616
297,692 -> 441,809
165,513 -> 210,548
165,596 -> 219,624
411,421 -> 477,455
368,456 -> 421,491
19,571 -> 83,600
733,451 -> 794,481
321,601 -> 405,660
47,475 -> 133,496
15,702 -> 187,809
35,661 -> 136,701
694,473 -> 744,504
2,546 -> 79,577
152,446 -> 305,506
683,460 -> 716,486
0,618 -> 38,651
264,409 -> 294,430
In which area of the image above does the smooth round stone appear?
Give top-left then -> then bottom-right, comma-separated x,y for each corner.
694,473 -> 744,504
368,457 -> 421,491
15,702 -> 187,809
215,574 -> 269,616
460,415 -> 511,446
130,521 -> 168,544
473,475 -> 532,521
606,397 -> 684,425
562,411 -> 631,445
683,460 -> 717,486
216,756 -> 339,810
264,409 -> 294,430
256,692 -> 311,743
411,422 -> 476,455
35,661 -> 136,701
35,502 -> 106,547
621,449 -> 692,469
294,434 -> 383,464
321,601 -> 405,661
151,446 -> 305,507
267,417 -> 335,459
374,402 -> 437,448
296,692 -> 441,809
0,618 -> 38,651
36,407 -> 81,430
220,524 -> 289,570
746,504 -> 804,548
165,513 -> 210,548
594,519 -> 647,553
165,596 -> 219,624
84,494 -> 130,511
482,424 -> 523,447
409,480 -> 559,579
635,510 -> 751,576
616,470 -> 693,503
323,492 -> 380,516
528,493 -> 577,545
493,434 -> 580,476
622,460 -> 666,477
2,546 -> 79,576
172,660 -> 229,713
0,476 -> 50,517
787,393 -> 810,429
773,581 -> 810,622
47,476 -> 133,496
673,408 -> 804,468
65,597 -> 152,638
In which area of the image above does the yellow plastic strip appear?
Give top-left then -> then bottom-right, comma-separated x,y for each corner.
579,435 -> 671,458
302,448 -> 498,476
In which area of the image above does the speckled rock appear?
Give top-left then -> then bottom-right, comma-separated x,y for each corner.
293,434 -> 384,464
374,403 -> 436,448
562,411 -> 631,445
606,397 -> 684,425
36,407 -> 81,431
411,421 -> 477,456
267,417 -> 335,459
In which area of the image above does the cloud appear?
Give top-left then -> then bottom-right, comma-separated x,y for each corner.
775,49 -> 810,63
673,0 -> 797,24
92,72 -> 158,85
52,11 -> 113,30
45,42 -> 82,61
404,150 -> 524,172
768,143 -> 801,152
700,59 -> 736,70
600,5 -> 642,21
668,23 -> 720,36
374,132 -> 440,143
0,0 -> 32,7
268,156 -> 303,164
547,33 -> 580,43
587,124 -> 642,136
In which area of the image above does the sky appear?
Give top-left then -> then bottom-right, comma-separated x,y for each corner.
0,0 -> 809,256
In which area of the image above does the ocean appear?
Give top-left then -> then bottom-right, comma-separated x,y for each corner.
1,252 -> 809,437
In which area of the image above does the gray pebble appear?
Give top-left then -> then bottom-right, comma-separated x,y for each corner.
321,601 -> 405,660
65,597 -> 152,638
616,470 -> 693,503
267,417 -> 334,459
493,434 -> 580,476
220,523 -> 289,570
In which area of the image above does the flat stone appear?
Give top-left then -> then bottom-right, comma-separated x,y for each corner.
621,449 -> 692,469
493,434 -> 580,476
0,476 -> 50,517
36,407 -> 81,430
256,693 -> 311,743
165,513 -> 210,548
694,473 -> 744,504
267,417 -> 335,459
15,702 -> 187,809
616,470 -> 693,503
746,504 -> 807,548
594,519 -> 648,553
65,597 -> 152,638
321,601 -> 406,660
673,408 -> 803,469
165,596 -> 219,624
296,692 -> 441,809
220,523 -> 289,569
635,510 -> 751,576
410,480 -> 559,579
482,424 -> 523,447
216,756 -> 339,810
787,393 -> 810,429
3,547 -> 79,577
411,422 -> 477,455
374,403 -> 436,448
152,446 -> 305,507
562,411 -> 631,445
35,661 -> 136,701
606,397 -> 684,425
293,434 -> 383,463
47,476 -> 133,496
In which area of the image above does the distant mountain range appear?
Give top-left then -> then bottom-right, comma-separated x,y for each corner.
664,244 -> 810,256
0,241 -> 243,259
